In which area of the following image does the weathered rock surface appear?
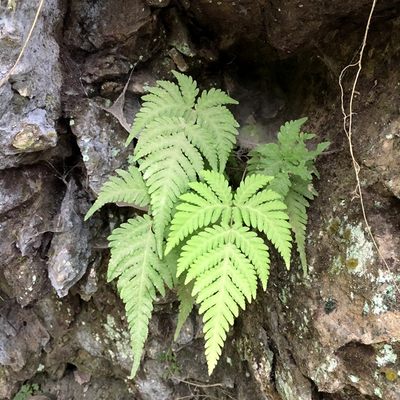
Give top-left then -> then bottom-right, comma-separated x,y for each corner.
0,1 -> 399,399
0,303 -> 50,398
0,166 -> 64,306
47,179 -> 93,297
67,99 -> 134,194
0,0 -> 63,170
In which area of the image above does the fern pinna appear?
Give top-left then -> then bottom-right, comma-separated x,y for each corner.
166,170 -> 292,373
248,118 -> 329,274
107,215 -> 175,377
85,72 -> 327,379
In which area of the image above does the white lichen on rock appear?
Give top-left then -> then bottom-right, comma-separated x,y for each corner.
345,223 -> 374,276
376,344 -> 397,367
312,355 -> 339,385
349,374 -> 360,383
103,315 -> 132,370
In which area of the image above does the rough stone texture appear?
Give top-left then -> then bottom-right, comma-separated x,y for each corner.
0,166 -> 64,306
188,0 -> 400,55
64,0 -> 163,63
47,179 -> 94,297
146,0 -> 170,8
67,99 -> 134,194
188,0 -> 268,50
264,0 -> 400,54
1,1 -> 400,399
0,303 -> 50,398
0,0 -> 63,170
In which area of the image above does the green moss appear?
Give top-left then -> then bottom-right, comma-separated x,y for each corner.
382,367 -> 398,382
342,228 -> 352,242
327,218 -> 341,236
13,384 -> 39,400
345,258 -> 358,270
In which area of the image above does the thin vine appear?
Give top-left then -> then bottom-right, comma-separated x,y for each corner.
338,0 -> 400,295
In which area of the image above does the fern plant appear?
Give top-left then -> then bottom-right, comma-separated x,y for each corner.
248,118 -> 329,274
85,72 -> 327,378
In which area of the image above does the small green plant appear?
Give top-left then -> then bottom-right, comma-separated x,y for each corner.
13,383 -> 39,400
158,348 -> 181,378
247,118 -> 330,274
85,71 -> 328,376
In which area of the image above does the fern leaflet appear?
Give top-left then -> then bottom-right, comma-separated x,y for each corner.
167,171 -> 292,268
107,215 -> 174,377
176,224 -> 264,374
285,178 -> 314,272
126,77 -> 192,145
136,127 -> 204,257
174,277 -> 195,341
84,166 -> 150,220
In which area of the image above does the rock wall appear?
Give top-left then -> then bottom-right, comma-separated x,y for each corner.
0,1 -> 399,399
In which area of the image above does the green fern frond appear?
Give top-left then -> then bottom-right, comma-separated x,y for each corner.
127,81 -> 191,145
164,172 -> 238,253
183,123 -> 218,171
196,105 -> 238,172
230,225 -> 271,289
107,215 -> 173,377
194,88 -> 239,171
174,277 -> 195,341
196,88 -> 239,109
84,166 -> 150,220
167,171 -> 288,373
168,170 -> 291,266
248,118 -> 328,184
248,118 -> 329,273
86,70 -> 327,382
178,224 -> 264,374
200,170 -> 233,203
233,174 -> 274,204
285,178 -> 315,275
172,71 -> 199,108
131,74 -> 239,255
278,117 -> 308,141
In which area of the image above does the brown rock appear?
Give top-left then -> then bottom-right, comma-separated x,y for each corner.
145,0 -> 170,7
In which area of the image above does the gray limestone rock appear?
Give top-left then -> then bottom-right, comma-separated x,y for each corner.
0,166 -> 63,306
68,99 -> 134,194
0,0 -> 63,170
47,179 -> 92,297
